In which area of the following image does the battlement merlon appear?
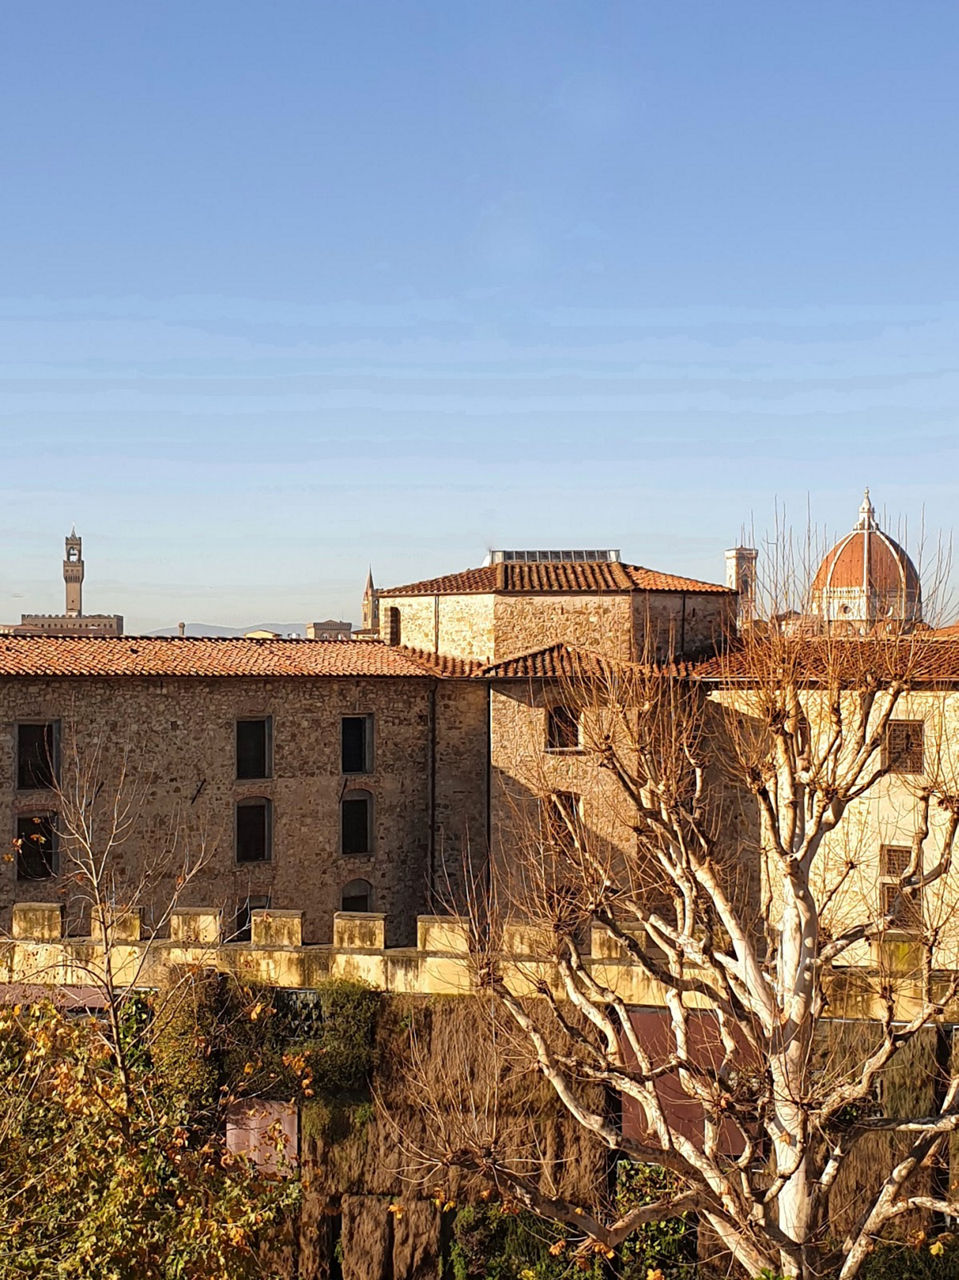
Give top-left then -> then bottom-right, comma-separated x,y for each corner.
0,903 -> 939,1020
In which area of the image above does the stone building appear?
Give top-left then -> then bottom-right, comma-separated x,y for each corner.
0,636 -> 487,946
306,620 -> 353,641
15,530 -> 123,638
377,547 -> 734,664
0,546 -> 734,946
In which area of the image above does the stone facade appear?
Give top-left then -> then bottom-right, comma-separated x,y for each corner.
0,550 -> 737,947
0,673 -> 485,947
381,584 -> 731,665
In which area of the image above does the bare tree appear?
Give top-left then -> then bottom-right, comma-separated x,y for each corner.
413,587 -> 959,1277
1,728 -> 297,1279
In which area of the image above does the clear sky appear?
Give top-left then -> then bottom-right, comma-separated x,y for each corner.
0,2 -> 957,630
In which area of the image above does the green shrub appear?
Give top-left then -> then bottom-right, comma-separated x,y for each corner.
859,1236 -> 959,1280
220,978 -> 380,1104
150,968 -> 220,1118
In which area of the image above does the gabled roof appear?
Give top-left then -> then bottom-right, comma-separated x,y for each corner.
380,561 -> 731,598
481,643 -> 612,680
694,636 -> 959,684
0,636 -> 452,679
481,643 -> 696,681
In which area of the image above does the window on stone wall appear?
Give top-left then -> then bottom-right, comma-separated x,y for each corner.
341,716 -> 373,774
236,797 -> 272,863
341,878 -> 373,912
546,705 -> 579,752
236,717 -> 272,780
541,791 -> 581,854
880,844 -> 922,933
883,721 -> 924,775
17,722 -> 59,790
341,790 -> 373,856
16,813 -> 58,880
233,894 -> 270,943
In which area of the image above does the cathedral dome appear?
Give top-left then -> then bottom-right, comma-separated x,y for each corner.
810,491 -> 921,632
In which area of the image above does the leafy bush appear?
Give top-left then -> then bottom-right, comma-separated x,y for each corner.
220,978 -> 380,1103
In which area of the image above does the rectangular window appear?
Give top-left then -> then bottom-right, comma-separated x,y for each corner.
542,791 -> 581,853
17,722 -> 59,790
341,879 -> 372,913
236,718 -> 272,780
16,813 -> 57,880
880,844 -> 922,933
341,792 -> 372,856
341,716 -> 372,774
233,894 -> 270,944
236,798 -> 272,863
884,721 -> 924,775
546,705 -> 579,752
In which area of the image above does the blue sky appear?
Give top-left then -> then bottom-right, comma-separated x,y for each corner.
0,2 -> 957,629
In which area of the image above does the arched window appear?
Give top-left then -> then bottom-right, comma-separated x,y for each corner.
341,879 -> 372,913
236,797 -> 272,863
341,789 -> 373,856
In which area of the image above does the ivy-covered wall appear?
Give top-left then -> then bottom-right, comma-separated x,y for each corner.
150,974 -> 959,1280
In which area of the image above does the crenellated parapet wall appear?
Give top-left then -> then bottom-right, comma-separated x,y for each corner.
0,902 -> 939,1022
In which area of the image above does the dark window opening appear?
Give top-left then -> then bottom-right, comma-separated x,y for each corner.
236,798 -> 272,863
236,718 -> 272,780
884,721 -> 924,775
341,791 -> 372,856
234,895 -> 270,943
880,844 -> 922,933
546,705 -> 579,751
341,716 -> 372,774
541,791 -> 581,854
341,878 -> 372,913
17,722 -> 59,790
17,813 -> 57,880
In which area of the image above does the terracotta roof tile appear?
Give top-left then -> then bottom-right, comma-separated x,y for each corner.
393,646 -> 484,677
694,637 -> 959,684
380,562 -> 731,598
0,636 -> 446,679
482,643 -> 695,681
482,644 -> 611,680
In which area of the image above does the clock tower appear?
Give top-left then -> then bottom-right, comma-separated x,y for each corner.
63,528 -> 84,617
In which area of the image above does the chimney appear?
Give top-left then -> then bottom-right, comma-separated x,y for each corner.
177,621 -> 186,637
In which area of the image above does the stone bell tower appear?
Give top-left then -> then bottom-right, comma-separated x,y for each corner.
725,544 -> 758,630
362,567 -> 380,633
63,528 -> 84,617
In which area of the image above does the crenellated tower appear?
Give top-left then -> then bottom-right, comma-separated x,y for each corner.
63,528 -> 84,617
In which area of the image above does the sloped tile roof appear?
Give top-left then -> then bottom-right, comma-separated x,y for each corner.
482,643 -> 696,681
379,561 -> 731,597
481,644 -> 611,680
393,646 -> 484,677
694,636 -> 959,684
0,636 -> 448,679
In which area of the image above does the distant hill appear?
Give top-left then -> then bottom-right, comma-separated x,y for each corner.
146,622 -> 312,638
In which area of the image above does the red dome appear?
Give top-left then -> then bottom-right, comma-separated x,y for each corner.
811,492 -> 921,628
812,529 -> 920,597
